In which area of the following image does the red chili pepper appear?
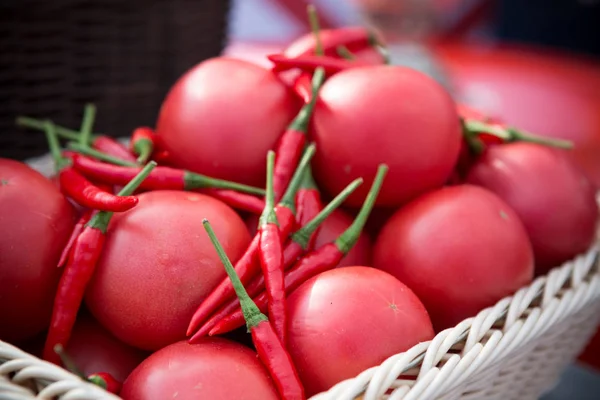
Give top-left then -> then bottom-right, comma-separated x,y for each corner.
202,189 -> 265,215
203,220 -> 305,400
88,372 -> 122,394
130,126 -> 155,164
291,72 -> 314,104
291,26 -> 384,59
210,164 -> 388,336
258,151 -> 286,343
43,123 -> 139,212
92,136 -> 138,164
273,67 -> 324,201
43,162 -> 157,365
294,166 -> 322,230
152,149 -> 171,164
53,344 -> 122,394
194,177 -> 362,338
71,154 -> 265,195
57,210 -> 94,268
187,145 -> 317,340
268,53 -> 370,75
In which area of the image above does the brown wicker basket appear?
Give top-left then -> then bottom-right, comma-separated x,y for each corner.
0,0 -> 230,161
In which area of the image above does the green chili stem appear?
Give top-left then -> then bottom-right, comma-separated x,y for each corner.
16,116 -> 97,142
87,375 -> 108,390
260,151 -> 278,226
335,165 -> 388,254
292,177 -> 363,250
184,172 -> 265,195
87,161 -> 157,233
67,143 -> 138,167
134,138 -> 154,164
43,121 -> 70,172
53,344 -> 86,380
79,103 -> 96,147
203,219 -> 267,330
336,45 -> 355,60
307,4 -> 324,56
299,164 -> 318,190
288,68 -> 325,132
280,144 -> 317,211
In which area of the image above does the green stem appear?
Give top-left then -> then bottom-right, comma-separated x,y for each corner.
280,144 -> 317,211
43,121 -> 70,172
183,172 -> 265,195
134,138 -> 154,164
87,161 -> 157,233
203,219 -> 267,330
299,164 -> 318,190
67,143 -> 138,167
336,45 -> 355,60
292,177 -> 363,250
288,67 -> 325,132
87,375 -> 108,390
509,128 -> 573,149
376,44 -> 391,65
307,4 -> 324,56
79,103 -> 96,147
16,116 -> 97,142
260,151 -> 278,226
53,344 -> 86,380
335,165 -> 388,254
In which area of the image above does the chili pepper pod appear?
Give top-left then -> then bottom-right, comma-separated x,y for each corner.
43,161 -> 157,365
294,166 -> 322,232
209,164 -> 388,336
291,72 -> 314,104
258,151 -> 286,343
203,220 -> 305,400
273,67 -> 325,201
58,210 -> 94,268
193,177 -> 362,338
54,344 -> 122,394
70,153 -> 265,195
92,136 -> 137,164
130,127 -> 155,164
202,189 -> 265,215
187,145 -> 317,340
44,122 -> 139,212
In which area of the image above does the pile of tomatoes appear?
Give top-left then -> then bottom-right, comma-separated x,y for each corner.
1,14 -> 598,400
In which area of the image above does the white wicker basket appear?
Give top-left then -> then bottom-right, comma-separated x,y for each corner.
1,154 -> 599,400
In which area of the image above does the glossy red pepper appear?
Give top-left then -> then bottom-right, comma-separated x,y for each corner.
70,154 -> 264,195
194,177 -> 362,338
92,136 -> 137,164
130,126 -> 155,164
210,165 -> 388,336
291,72 -> 314,104
43,162 -> 157,365
269,53 -> 370,75
202,189 -> 265,215
58,210 -> 94,268
44,122 -> 139,212
203,220 -> 305,400
187,145 -> 317,341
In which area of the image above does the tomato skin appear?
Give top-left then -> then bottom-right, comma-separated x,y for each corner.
0,159 -> 76,343
286,266 -> 434,396
85,191 -> 251,351
120,339 -> 279,400
374,185 -> 534,331
466,143 -> 598,274
66,314 -> 148,383
312,65 -> 461,207
155,57 -> 299,187
246,209 -> 371,267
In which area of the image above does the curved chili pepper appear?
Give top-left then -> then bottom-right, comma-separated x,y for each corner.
68,142 -> 138,167
258,151 -> 286,343
193,177 -> 362,338
202,189 -> 265,215
273,67 -> 324,201
92,136 -> 137,164
58,210 -> 94,268
44,123 -> 139,212
187,145 -> 316,340
291,72 -> 314,103
71,154 -> 265,195
203,220 -> 305,400
43,162 -> 157,365
130,127 -> 155,164
269,53 -> 370,75
209,165 -> 388,336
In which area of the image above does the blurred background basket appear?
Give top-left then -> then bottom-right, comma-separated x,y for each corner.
0,0 -> 230,161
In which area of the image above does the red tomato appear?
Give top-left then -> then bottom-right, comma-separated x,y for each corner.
66,313 -> 148,383
286,266 -> 434,396
121,339 -> 279,400
312,65 -> 461,207
85,191 -> 251,351
374,185 -> 534,331
155,57 -> 299,187
245,209 -> 371,267
0,159 -> 76,343
466,143 -> 598,274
